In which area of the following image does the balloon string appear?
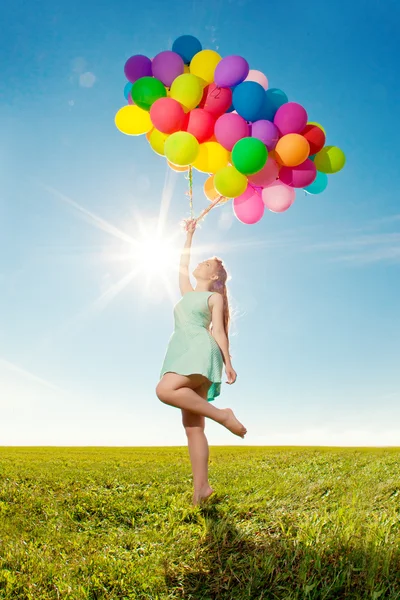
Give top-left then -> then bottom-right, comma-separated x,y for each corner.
195,195 -> 225,223
185,166 -> 194,219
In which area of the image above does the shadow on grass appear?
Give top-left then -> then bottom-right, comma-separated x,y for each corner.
164,496 -> 399,600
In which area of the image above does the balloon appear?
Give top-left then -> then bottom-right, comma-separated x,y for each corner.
233,186 -> 264,224
214,55 -> 249,88
147,128 -> 169,155
308,121 -> 326,135
115,105 -> 152,135
232,137 -> 268,175
245,70 -> 268,90
124,55 -> 152,83
164,131 -> 199,166
274,102 -> 308,135
251,120 -> 279,150
198,83 -> 232,118
204,175 -> 230,204
151,51 -> 184,87
192,141 -> 230,173
190,49 -> 222,84
124,82 -> 133,100
301,124 -> 326,155
150,98 -> 185,134
131,77 -> 167,111
172,35 -> 202,64
184,108 -> 215,143
214,113 -> 249,151
232,82 -> 267,122
304,171 -> 328,194
127,93 -> 134,105
248,157 -> 280,187
275,134 -> 310,167
168,161 -> 188,172
314,146 -> 346,174
264,88 -> 288,121
279,159 -> 317,188
262,180 -> 296,213
170,73 -> 203,111
214,166 -> 248,198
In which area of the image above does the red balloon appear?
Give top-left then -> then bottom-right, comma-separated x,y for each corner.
150,97 -> 185,134
198,83 -> 232,118
301,124 -> 326,155
183,108 -> 215,143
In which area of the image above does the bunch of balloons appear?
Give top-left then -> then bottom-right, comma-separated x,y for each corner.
115,35 -> 346,225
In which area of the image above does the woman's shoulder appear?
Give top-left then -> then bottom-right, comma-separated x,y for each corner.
208,291 -> 223,306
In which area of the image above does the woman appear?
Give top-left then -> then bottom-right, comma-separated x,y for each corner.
156,219 -> 247,506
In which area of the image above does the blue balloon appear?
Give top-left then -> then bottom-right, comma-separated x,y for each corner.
263,88 -> 288,121
232,81 -> 266,122
226,103 -> 234,113
309,154 -> 316,161
124,82 -> 132,100
172,35 -> 202,64
304,171 -> 328,195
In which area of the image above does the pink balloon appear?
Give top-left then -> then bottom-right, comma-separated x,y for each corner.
233,186 -> 265,224
127,93 -> 134,105
214,113 -> 249,151
262,180 -> 295,213
248,158 -> 279,187
273,102 -> 308,135
245,69 -> 268,90
279,159 -> 317,188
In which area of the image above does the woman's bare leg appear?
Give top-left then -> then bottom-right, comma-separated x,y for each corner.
181,382 -> 214,505
156,373 -> 247,438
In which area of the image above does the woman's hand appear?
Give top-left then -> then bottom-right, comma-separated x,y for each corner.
185,219 -> 197,235
225,364 -> 237,385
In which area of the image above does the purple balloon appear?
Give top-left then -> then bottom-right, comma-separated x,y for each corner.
151,51 -> 184,88
214,55 -> 249,88
124,55 -> 152,83
251,120 -> 279,150
273,102 -> 308,135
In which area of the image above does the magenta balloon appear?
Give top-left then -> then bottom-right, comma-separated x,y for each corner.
279,159 -> 317,188
262,180 -> 295,213
245,69 -> 268,90
151,51 -> 184,87
233,186 -> 265,225
214,113 -> 249,151
124,55 -> 152,83
248,158 -> 279,187
214,55 -> 249,88
273,102 -> 308,135
251,120 -> 279,150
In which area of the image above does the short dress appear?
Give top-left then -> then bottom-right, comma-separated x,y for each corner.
160,291 -> 224,401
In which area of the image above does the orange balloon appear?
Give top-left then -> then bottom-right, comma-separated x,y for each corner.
146,128 -> 154,141
167,160 -> 188,172
203,175 -> 230,204
275,134 -> 310,167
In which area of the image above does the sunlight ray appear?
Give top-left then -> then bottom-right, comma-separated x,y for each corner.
157,167 -> 178,236
0,358 -> 64,393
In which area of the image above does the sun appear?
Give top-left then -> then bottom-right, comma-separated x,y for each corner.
130,231 -> 179,278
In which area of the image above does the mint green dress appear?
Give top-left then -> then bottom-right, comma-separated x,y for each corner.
160,291 -> 224,401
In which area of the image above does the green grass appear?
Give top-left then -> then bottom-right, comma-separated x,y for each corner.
0,446 -> 399,599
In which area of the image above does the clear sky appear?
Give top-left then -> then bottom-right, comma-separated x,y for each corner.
1,0 -> 399,446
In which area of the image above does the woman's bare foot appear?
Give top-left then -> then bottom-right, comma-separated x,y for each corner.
193,484 -> 214,506
219,408 -> 247,438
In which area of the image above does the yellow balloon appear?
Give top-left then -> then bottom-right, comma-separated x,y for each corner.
165,131 -> 200,166
314,145 -> 346,174
193,142 -> 230,174
190,49 -> 222,84
148,128 -> 169,155
308,121 -> 326,135
170,74 -> 203,112
204,175 -> 230,204
214,166 -> 248,198
115,105 -> 152,136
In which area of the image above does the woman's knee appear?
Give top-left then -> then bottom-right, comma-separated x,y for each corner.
156,382 -> 171,404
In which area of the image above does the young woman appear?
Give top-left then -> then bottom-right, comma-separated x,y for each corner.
156,219 -> 247,505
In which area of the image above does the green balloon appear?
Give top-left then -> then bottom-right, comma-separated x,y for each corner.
131,76 -> 167,111
314,145 -> 346,174
232,137 -> 268,175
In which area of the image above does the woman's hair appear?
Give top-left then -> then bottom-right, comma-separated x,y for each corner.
210,257 -> 230,335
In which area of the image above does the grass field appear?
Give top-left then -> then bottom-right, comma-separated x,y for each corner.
0,446 -> 399,599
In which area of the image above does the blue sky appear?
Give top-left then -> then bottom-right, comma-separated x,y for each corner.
1,0 -> 399,446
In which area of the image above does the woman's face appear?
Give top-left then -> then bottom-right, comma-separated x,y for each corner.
193,258 -> 219,282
